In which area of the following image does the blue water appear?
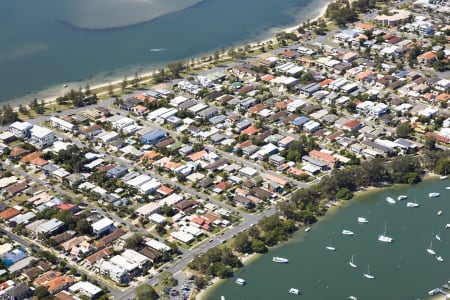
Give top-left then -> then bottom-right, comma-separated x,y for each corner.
208,179 -> 450,300
0,0 -> 327,103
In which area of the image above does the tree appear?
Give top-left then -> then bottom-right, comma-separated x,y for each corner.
75,218 -> 92,235
33,286 -> 51,299
396,122 -> 411,138
159,271 -> 175,288
107,82 -> 114,97
135,284 -> 159,300
121,76 -> 128,93
125,233 -> 144,250
424,136 -> 436,151
18,104 -> 28,115
194,275 -> 208,290
233,232 -> 252,253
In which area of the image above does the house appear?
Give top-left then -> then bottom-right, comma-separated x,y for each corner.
91,217 -> 115,237
309,150 -> 339,168
8,121 -> 33,138
136,202 -> 160,218
1,283 -> 32,300
29,125 -> 56,148
417,51 -> 437,64
84,248 -> 113,267
49,117 -> 78,133
141,129 -> 166,145
69,281 -> 103,299
106,166 -> 128,179
94,259 -> 129,283
95,228 -> 125,249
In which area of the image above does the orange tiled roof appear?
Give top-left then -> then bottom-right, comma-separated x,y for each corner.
356,23 -> 374,31
164,161 -> 182,170
0,208 -> 20,220
157,185 -> 173,196
242,125 -> 260,136
187,150 -> 207,161
436,93 -> 449,102
319,79 -> 333,87
309,149 -> 339,164
20,151 -> 42,164
30,157 -> 48,167
261,74 -> 275,81
248,103 -> 267,114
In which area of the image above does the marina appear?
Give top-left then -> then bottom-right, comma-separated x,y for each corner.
208,180 -> 450,299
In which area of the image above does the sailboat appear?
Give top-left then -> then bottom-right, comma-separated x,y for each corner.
326,239 -> 336,251
406,199 -> 419,208
378,223 -> 393,243
363,266 -> 375,279
349,254 -> 357,268
436,232 -> 442,241
427,241 -> 436,255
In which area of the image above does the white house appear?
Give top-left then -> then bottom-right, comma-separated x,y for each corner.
91,217 -> 115,237
49,117 -> 78,132
8,121 -> 33,138
30,125 -> 56,148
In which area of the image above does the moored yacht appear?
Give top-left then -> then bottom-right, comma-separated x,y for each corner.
357,217 -> 368,224
378,223 -> 393,243
437,256 -> 444,262
273,257 -> 289,263
289,288 -> 300,295
429,192 -> 440,198
397,195 -> 408,201
406,201 -> 419,208
235,278 -> 246,285
342,230 -> 354,236
427,241 -> 436,255
386,197 -> 396,204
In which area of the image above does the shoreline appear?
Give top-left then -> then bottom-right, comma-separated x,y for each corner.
2,0 -> 330,110
198,172 -> 442,300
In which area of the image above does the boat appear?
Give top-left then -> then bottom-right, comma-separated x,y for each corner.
378,223 -> 393,243
446,224 -> 450,229
63,84 -> 68,88
436,233 -> 442,241
221,297 -> 226,300
437,210 -> 443,216
429,192 -> 440,198
441,175 -> 448,180
386,197 -> 396,204
349,297 -> 357,300
150,48 -> 166,52
446,187 -> 450,190
305,227 -> 311,232
397,195 -> 408,201
363,266 -> 375,279
427,241 -> 436,255
428,288 -> 441,296
342,230 -> 354,236
406,199 -> 419,208
437,256 -> 444,262
273,257 -> 289,263
289,288 -> 300,295
349,254 -> 357,268
235,278 -> 246,285
357,217 -> 368,224
326,239 -> 336,251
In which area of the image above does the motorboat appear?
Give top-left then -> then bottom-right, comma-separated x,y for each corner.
436,234 -> 442,241
446,224 -> 450,229
446,187 -> 450,190
349,297 -> 357,300
397,195 -> 408,201
437,256 -> 444,262
427,241 -> 436,255
440,175 -> 448,180
437,210 -> 443,216
428,288 -> 441,296
342,230 -> 354,236
289,288 -> 300,295
273,257 -> 289,263
305,227 -> 311,232
406,201 -> 419,208
235,278 -> 246,285
363,266 -> 375,279
349,254 -> 357,268
357,217 -> 368,224
386,197 -> 396,204
429,192 -> 440,198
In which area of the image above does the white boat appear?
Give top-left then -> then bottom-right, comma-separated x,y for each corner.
429,192 -> 440,198
437,210 -> 443,216
326,239 -> 336,251
437,256 -> 444,262
235,278 -> 246,285
378,223 -> 393,243
221,297 -> 226,300
428,288 -> 441,296
446,187 -> 450,190
273,257 -> 289,263
446,224 -> 450,229
427,241 -> 436,255
349,254 -> 357,268
305,227 -> 311,232
349,296 -> 357,300
406,200 -> 419,208
386,197 -> 396,204
289,288 -> 300,295
397,195 -> 408,201
363,266 -> 375,279
342,230 -> 354,236
357,217 -> 368,224
436,233 -> 442,241
440,175 -> 448,180
150,48 -> 166,52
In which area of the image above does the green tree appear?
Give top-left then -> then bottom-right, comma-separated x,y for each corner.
233,232 -> 252,253
159,271 -> 175,287
396,122 -> 412,138
125,233 -> 144,250
75,218 -> 93,235
135,284 -> 159,300
121,76 -> 128,93
194,275 -> 208,290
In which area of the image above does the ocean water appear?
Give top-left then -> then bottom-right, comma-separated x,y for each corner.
0,0 -> 328,104
208,179 -> 450,300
